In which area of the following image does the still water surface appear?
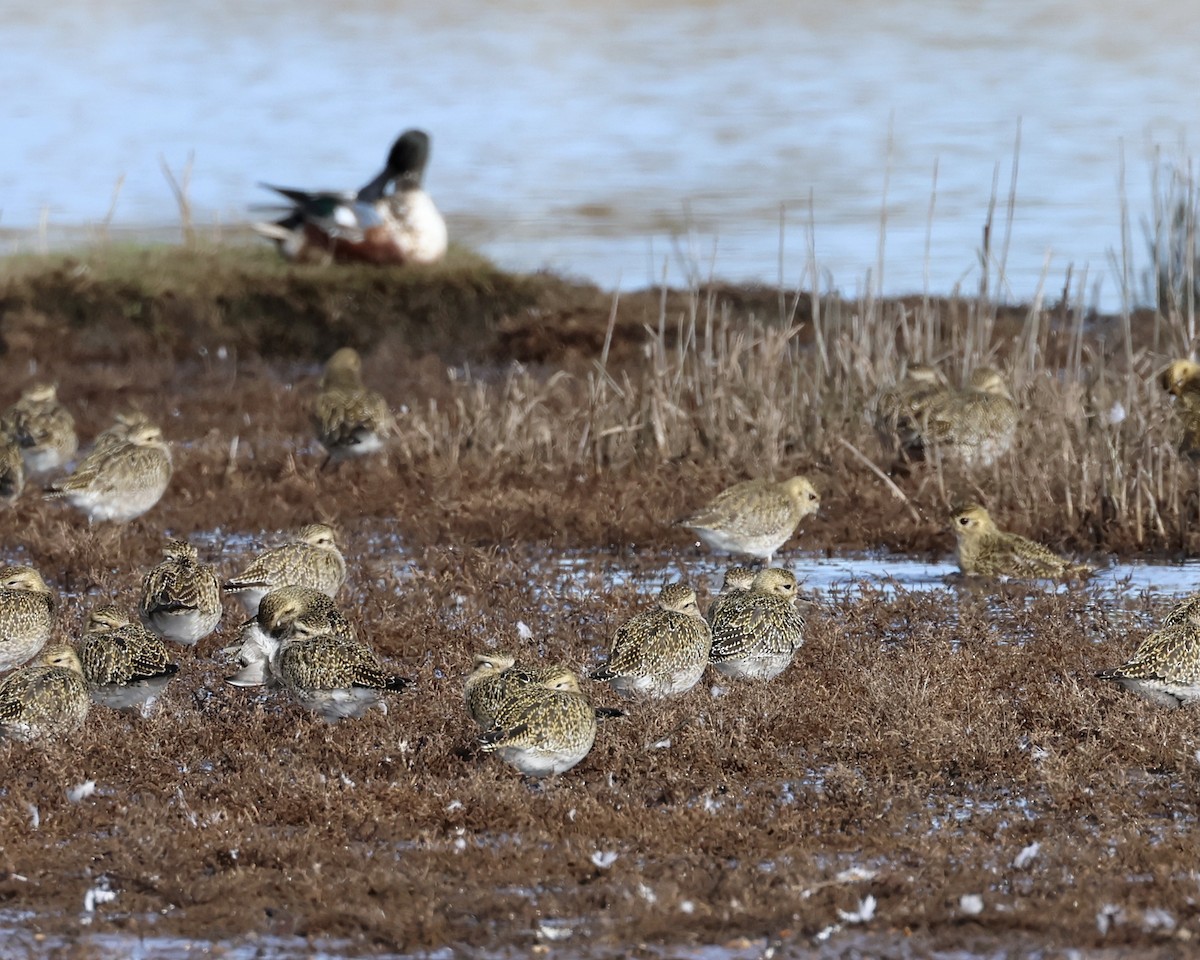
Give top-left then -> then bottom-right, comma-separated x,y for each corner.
3,2 -> 1200,303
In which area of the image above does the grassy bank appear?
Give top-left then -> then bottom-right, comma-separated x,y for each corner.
2,241 -> 1194,557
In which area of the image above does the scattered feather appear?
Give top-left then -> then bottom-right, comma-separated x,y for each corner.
1097,904 -> 1124,935
591,851 -> 618,869
960,894 -> 984,916
67,780 -> 96,803
1011,841 -> 1040,870
82,878 -> 117,921
834,866 -> 878,884
1142,908 -> 1176,932
837,894 -> 876,924
536,920 -> 573,942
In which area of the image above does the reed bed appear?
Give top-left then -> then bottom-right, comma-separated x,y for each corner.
387,277 -> 1198,557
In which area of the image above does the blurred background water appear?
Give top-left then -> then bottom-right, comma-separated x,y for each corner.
2,0 -> 1198,308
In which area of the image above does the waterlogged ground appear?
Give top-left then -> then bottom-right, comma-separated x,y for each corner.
4,260 -> 1200,957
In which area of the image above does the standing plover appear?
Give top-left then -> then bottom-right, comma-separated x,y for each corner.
1,383 -> 77,475
46,421 -> 172,522
676,476 -> 821,564
79,605 -> 179,715
312,347 -> 396,466
222,523 -> 347,615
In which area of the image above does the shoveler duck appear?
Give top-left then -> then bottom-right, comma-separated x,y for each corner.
254,129 -> 448,266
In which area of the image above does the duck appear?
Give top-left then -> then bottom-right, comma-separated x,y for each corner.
255,129 -> 447,266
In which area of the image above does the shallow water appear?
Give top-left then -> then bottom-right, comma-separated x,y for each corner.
515,546 -> 1200,605
4,1 -> 1200,308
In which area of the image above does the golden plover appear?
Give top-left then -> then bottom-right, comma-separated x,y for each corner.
951,504 -> 1092,579
225,584 -> 355,688
920,367 -> 1018,468
479,672 -> 597,777
46,421 -> 172,522
465,653 -> 586,729
89,411 -> 155,458
0,645 -> 89,741
874,364 -> 951,459
272,621 -> 413,723
1096,596 -> 1200,706
1159,359 -> 1200,456
0,435 -> 24,505
222,523 -> 347,615
0,383 -> 78,475
709,567 -> 809,680
312,347 -> 396,466
79,605 -> 179,715
592,583 -> 712,698
706,565 -> 758,626
675,476 -> 821,564
139,539 -> 223,646
0,564 -> 56,672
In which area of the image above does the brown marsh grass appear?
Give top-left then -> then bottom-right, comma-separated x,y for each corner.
2,217 -> 1200,954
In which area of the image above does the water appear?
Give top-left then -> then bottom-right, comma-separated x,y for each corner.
518,546 -> 1200,606
4,1 -> 1200,309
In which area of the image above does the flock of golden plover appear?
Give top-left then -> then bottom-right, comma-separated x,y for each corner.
1,351 -> 1199,770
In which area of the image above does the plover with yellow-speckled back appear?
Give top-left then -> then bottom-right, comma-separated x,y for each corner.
1096,596 -> 1200,707
874,364 -> 951,459
1,383 -> 77,476
0,564 -> 55,672
222,523 -> 347,615
705,565 -> 757,626
271,620 -> 413,722
89,411 -> 156,459
313,347 -> 397,467
675,476 -> 821,565
79,605 -> 179,715
592,583 -> 712,698
225,584 -> 355,688
465,653 -> 590,729
46,421 -> 172,522
709,567 -> 809,680
139,539 -> 223,646
1159,358 -> 1200,456
0,436 -> 24,505
0,645 -> 89,741
479,672 -> 597,777
951,504 -> 1092,580
920,367 -> 1019,468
